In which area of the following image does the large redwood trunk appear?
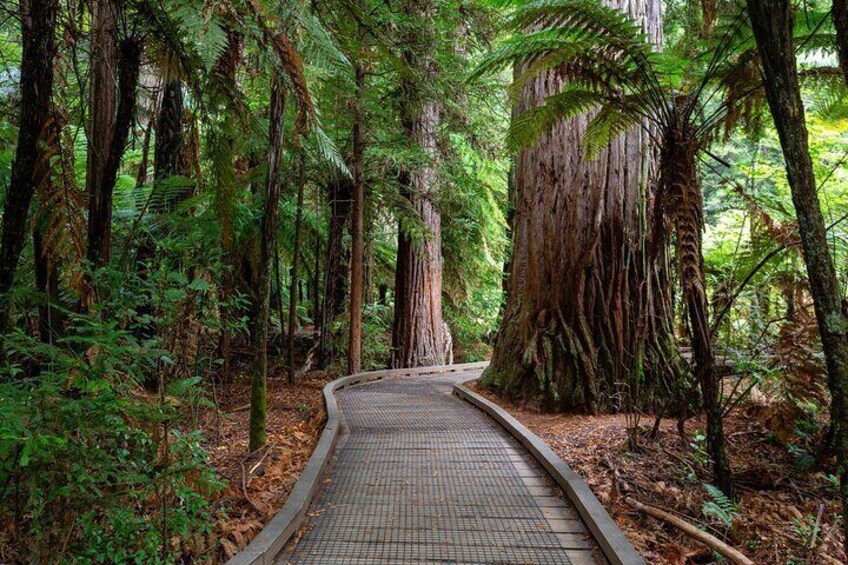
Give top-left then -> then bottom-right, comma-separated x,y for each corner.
481,0 -> 674,412
0,0 -> 60,333
390,0 -> 446,369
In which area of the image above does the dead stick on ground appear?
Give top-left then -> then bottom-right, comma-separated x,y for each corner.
624,497 -> 754,565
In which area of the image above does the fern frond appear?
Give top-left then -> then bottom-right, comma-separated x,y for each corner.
506,87 -> 602,151
582,103 -> 642,158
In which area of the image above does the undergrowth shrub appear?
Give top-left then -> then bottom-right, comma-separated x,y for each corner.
0,263 -> 225,563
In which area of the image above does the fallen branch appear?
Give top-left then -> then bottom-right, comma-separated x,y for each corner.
624,497 -> 754,565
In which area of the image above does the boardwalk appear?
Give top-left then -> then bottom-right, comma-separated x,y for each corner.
279,370 -> 605,564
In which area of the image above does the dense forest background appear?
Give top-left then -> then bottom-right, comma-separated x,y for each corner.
3,0 -> 848,562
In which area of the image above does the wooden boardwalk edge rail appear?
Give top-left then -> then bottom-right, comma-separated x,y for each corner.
225,362 -> 490,565
453,378 -> 645,565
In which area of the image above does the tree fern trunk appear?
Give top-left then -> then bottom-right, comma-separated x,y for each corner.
663,126 -> 733,497
482,0 -> 675,412
84,0 -> 118,281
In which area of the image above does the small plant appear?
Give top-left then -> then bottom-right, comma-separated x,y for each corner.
791,514 -> 821,548
702,483 -> 740,527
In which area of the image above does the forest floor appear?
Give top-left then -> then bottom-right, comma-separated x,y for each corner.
470,383 -> 845,565
195,365 -> 333,562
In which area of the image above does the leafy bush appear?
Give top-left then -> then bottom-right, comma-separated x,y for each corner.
0,273 -> 223,563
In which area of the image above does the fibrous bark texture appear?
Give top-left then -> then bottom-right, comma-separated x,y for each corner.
391,0 -> 445,369
318,174 -> 351,365
0,0 -> 60,333
749,0 -> 848,542
482,0 -> 675,412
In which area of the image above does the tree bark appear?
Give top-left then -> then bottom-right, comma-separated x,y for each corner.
749,0 -> 848,544
391,0 -> 446,368
249,82 -> 285,451
833,0 -> 848,86
318,174 -> 351,365
348,57 -> 366,374
481,0 -> 675,412
662,122 -> 733,496
287,152 -> 306,383
0,0 -> 60,333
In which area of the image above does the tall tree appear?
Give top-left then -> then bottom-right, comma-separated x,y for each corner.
391,0 -> 446,368
249,81 -> 285,450
833,0 -> 848,85
287,150 -> 305,383
348,46 -> 366,374
318,173 -> 351,365
479,0 -> 675,413
0,0 -> 60,333
748,0 -> 848,546
85,1 -> 142,292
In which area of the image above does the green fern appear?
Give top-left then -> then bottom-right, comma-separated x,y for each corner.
702,483 -> 739,526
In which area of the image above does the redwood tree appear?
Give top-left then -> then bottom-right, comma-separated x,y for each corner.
480,0 -> 675,413
391,0 -> 446,368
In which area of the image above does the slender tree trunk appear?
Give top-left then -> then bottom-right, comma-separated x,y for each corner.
312,230 -> 321,326
749,0 -> 848,543
663,124 -> 733,496
288,152 -> 306,382
33,225 -> 61,343
833,0 -> 848,85
482,0 -> 675,412
348,58 -> 366,374
0,0 -> 60,333
211,26 -> 243,381
85,4 -> 142,299
84,0 -> 118,277
136,120 -> 153,188
249,82 -> 286,451
318,174 -> 352,365
391,0 -> 445,368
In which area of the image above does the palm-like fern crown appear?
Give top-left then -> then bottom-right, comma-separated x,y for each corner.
474,0 -> 842,156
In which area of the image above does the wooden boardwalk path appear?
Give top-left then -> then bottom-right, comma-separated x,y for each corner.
278,369 -> 605,564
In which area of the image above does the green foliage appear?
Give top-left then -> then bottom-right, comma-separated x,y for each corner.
702,483 -> 740,526
0,313 -> 222,562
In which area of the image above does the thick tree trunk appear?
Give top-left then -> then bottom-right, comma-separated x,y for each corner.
749,0 -> 848,544
0,0 -> 60,333
348,59 -> 366,374
391,0 -> 445,368
249,83 -> 285,451
482,0 -> 674,412
318,174 -> 351,365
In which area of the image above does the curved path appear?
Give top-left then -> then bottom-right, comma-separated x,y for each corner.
278,369 -> 606,564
